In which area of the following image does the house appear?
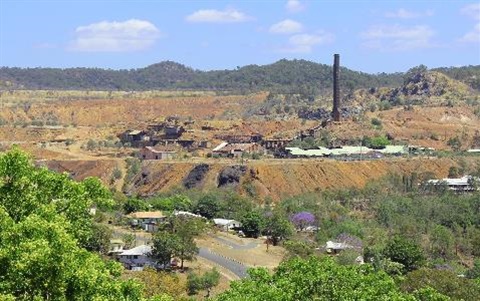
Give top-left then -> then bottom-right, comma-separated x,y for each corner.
427,176 -> 479,192
138,146 -> 176,160
212,142 -> 264,157
119,130 -> 150,147
164,125 -> 185,139
325,233 -> 363,254
173,210 -> 206,219
128,211 -> 166,232
118,245 -> 155,271
108,239 -> 125,258
213,218 -> 242,231
325,241 -> 355,254
284,145 -> 408,158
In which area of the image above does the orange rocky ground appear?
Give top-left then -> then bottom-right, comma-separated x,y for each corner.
1,91 -> 479,201
127,157 -> 475,201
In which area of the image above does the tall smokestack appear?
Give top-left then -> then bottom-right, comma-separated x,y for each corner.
332,54 -> 340,121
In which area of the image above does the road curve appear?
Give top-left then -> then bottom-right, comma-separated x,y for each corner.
198,247 -> 248,278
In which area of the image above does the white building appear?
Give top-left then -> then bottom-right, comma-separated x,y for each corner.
173,210 -> 206,219
213,218 -> 242,231
118,245 -> 155,271
427,176 -> 479,192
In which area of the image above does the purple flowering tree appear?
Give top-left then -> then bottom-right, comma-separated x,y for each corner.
290,211 -> 315,231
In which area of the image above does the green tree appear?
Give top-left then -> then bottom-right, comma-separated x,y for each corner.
383,236 -> 425,273
194,194 -> 220,219
466,259 -> 480,279
124,198 -> 148,214
0,148 -> 143,300
85,222 -> 113,255
153,216 -> 203,270
264,209 -> 294,246
216,256 -> 443,300
187,268 -> 220,298
240,210 -> 264,238
429,225 -> 455,260
283,240 -> 315,259
402,268 -> 480,300
172,216 -> 202,269
151,232 -> 180,268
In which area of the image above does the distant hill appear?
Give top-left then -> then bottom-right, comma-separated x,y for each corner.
0,60 -> 403,92
1,60 -> 478,96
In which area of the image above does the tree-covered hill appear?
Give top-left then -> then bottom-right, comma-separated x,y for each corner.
0,59 -> 405,92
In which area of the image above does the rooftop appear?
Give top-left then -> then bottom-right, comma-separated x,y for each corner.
128,211 -> 165,219
119,245 -> 151,256
285,145 -> 408,157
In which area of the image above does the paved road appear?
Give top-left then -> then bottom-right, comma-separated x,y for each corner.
214,236 -> 258,250
198,247 -> 248,278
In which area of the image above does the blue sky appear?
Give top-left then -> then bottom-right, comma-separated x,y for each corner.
0,0 -> 479,73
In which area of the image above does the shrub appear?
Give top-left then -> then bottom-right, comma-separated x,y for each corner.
371,117 -> 382,127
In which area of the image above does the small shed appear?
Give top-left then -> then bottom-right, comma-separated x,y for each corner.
212,142 -> 264,157
139,146 -> 176,160
128,211 -> 166,232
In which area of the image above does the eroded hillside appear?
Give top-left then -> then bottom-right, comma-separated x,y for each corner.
44,157 -> 478,201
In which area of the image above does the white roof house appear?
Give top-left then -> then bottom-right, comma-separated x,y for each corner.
119,245 -> 152,256
285,145 -> 408,158
118,245 -> 155,271
427,176 -> 479,192
213,218 -> 242,230
326,241 -> 354,252
173,210 -> 206,219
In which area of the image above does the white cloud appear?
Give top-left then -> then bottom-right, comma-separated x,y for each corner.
185,9 -> 251,23
286,0 -> 305,13
385,8 -> 434,19
459,23 -> 480,43
360,24 -> 435,51
281,32 -> 334,53
69,19 -> 160,52
459,4 -> 480,43
269,19 -> 304,34
461,3 -> 480,20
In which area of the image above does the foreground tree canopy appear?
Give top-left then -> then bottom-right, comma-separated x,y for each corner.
0,148 -> 148,300
216,256 -> 449,301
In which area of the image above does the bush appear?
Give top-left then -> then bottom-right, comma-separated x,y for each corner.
383,236 -> 425,273
86,139 -> 98,151
65,138 -> 75,146
371,118 -> 382,127
111,167 -> 123,181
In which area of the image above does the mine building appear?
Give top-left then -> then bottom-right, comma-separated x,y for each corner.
138,146 -> 176,160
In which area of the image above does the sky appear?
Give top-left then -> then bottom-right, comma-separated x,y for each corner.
0,0 -> 479,73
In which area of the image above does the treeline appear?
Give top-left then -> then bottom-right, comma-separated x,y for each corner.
433,65 -> 480,91
2,60 -> 479,94
0,59 -> 405,92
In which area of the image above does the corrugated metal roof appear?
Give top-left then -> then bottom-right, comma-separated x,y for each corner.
286,145 -> 408,157
128,211 -> 165,219
213,142 -> 228,151
119,245 -> 151,256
